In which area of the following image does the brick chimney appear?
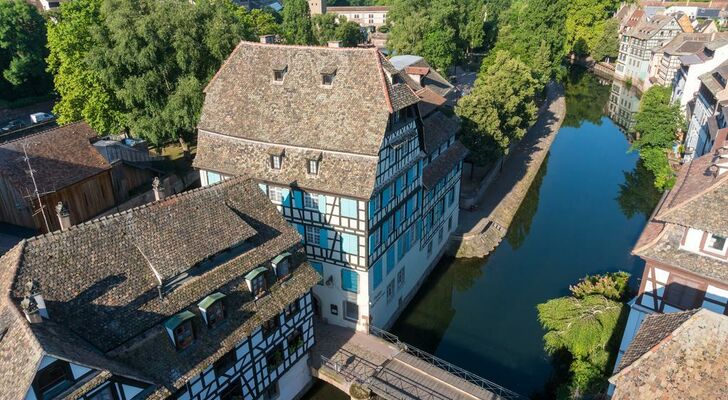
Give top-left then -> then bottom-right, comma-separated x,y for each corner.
328,41 -> 342,48
152,177 -> 165,201
55,202 -> 71,231
260,35 -> 275,44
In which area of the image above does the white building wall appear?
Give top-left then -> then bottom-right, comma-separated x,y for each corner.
274,355 -> 311,400
673,44 -> 728,110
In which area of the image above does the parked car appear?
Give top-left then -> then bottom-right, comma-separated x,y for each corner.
30,112 -> 55,124
0,119 -> 28,132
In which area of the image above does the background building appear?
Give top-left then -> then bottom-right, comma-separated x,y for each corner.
194,42 -> 465,331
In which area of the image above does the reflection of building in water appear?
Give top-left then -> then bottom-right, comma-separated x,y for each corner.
608,80 -> 642,133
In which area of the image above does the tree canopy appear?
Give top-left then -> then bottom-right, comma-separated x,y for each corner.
282,0 -> 315,45
456,51 -> 539,165
312,14 -> 362,46
538,272 -> 630,398
48,0 -> 264,144
0,0 -> 51,100
631,85 -> 684,190
564,0 -> 621,57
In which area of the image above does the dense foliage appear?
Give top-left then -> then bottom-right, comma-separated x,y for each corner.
47,0 -> 269,144
0,0 -> 52,101
538,272 -> 630,398
564,0 -> 621,57
631,85 -> 684,190
282,0 -> 315,45
312,14 -> 363,46
456,51 -> 538,165
591,17 -> 620,61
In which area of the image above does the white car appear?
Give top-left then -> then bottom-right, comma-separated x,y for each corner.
30,112 -> 55,124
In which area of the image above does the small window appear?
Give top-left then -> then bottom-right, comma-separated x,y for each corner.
220,382 -> 244,400
387,280 -> 395,303
199,292 -> 226,329
397,268 -> 405,289
214,349 -> 237,377
270,155 -> 282,170
284,300 -> 300,320
269,187 -> 283,203
322,73 -> 335,86
245,267 -> 269,298
308,159 -> 319,174
705,234 -> 727,255
263,382 -> 280,400
87,384 -> 116,400
273,67 -> 287,82
266,344 -> 284,372
33,360 -> 74,400
262,316 -> 280,338
272,252 -> 292,280
304,193 -> 320,210
174,319 -> 195,350
306,226 -> 320,244
344,300 -> 359,322
287,327 -> 304,353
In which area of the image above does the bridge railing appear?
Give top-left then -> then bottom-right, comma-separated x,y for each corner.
369,325 -> 524,400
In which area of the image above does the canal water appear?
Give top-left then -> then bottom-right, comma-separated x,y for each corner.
389,69 -> 659,397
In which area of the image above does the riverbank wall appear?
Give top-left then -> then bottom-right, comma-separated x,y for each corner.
449,81 -> 566,258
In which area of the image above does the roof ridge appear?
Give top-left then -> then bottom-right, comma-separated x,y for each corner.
25,176 -> 252,245
0,120 -> 89,148
375,51 -> 394,113
657,159 -> 728,220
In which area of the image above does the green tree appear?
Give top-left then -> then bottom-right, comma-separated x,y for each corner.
538,272 -> 630,398
564,0 -> 620,57
335,17 -> 363,47
0,0 -> 51,98
46,0 -> 123,133
591,17 -> 619,61
282,0 -> 315,45
312,13 -> 338,44
617,160 -> 662,219
238,8 -> 280,37
456,51 -> 539,165
631,85 -> 684,190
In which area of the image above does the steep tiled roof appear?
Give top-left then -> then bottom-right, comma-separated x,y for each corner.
194,130 -> 379,199
422,111 -> 460,154
0,122 -> 110,193
422,141 -> 467,189
610,309 -> 728,399
199,41 -> 417,156
0,177 -> 318,395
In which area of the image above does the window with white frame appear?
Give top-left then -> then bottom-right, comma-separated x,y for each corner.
308,159 -> 319,174
397,268 -> 405,289
344,300 -> 359,322
306,225 -> 320,244
270,155 -> 282,169
704,234 -> 728,255
269,187 -> 283,203
304,192 -> 319,210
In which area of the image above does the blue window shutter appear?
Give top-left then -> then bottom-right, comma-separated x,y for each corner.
382,219 -> 390,241
311,262 -> 324,284
295,223 -> 305,237
369,231 -> 377,255
368,199 -> 376,217
318,195 -> 327,213
293,190 -> 303,208
395,176 -> 403,195
342,233 -> 358,255
319,229 -> 329,249
341,199 -> 357,218
281,188 -> 291,206
387,248 -> 395,274
372,260 -> 382,289
406,198 -> 413,218
416,219 -> 422,242
404,228 -> 411,252
394,207 -> 401,227
382,186 -> 391,207
341,269 -> 358,293
258,183 -> 268,193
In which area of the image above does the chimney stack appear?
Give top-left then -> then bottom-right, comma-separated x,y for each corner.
152,177 -> 165,201
328,41 -> 342,48
21,281 -> 47,323
55,202 -> 71,231
260,35 -> 275,44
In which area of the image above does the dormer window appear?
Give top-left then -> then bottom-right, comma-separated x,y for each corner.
198,292 -> 226,329
33,360 -> 74,400
164,311 -> 196,350
245,266 -> 269,299
273,66 -> 288,82
271,155 -> 282,169
308,159 -> 319,174
704,234 -> 728,255
322,73 -> 335,86
272,252 -> 292,280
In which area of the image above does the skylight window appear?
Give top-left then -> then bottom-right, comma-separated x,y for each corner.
273,66 -> 288,82
322,73 -> 335,86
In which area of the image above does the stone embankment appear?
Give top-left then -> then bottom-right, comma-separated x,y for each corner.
450,81 -> 566,258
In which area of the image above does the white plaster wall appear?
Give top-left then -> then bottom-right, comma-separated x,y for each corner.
274,355 -> 312,400
677,45 -> 728,109
312,262 -> 370,331
681,228 -> 704,252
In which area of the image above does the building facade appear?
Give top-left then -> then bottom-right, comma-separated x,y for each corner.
0,177 -> 319,400
670,33 -> 728,109
607,79 -> 642,133
682,61 -> 728,161
616,14 -> 684,89
612,143 -> 728,385
326,6 -> 389,29
194,42 -> 465,331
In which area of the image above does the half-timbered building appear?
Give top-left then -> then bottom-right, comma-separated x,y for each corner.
611,132 -> 728,381
194,41 -> 465,330
0,177 -> 319,400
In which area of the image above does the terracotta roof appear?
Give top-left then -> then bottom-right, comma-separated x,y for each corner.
610,309 -> 728,399
405,66 -> 430,76
0,177 -> 318,394
0,122 -> 110,194
422,111 -> 460,154
199,41 -> 417,157
422,141 -> 467,189
194,130 -> 379,199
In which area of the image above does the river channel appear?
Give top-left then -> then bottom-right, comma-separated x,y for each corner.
389,69 -> 658,397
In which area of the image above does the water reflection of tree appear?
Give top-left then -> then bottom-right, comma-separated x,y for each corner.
562,68 -> 611,129
617,160 -> 662,219
506,153 -> 549,249
392,257 -> 485,353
